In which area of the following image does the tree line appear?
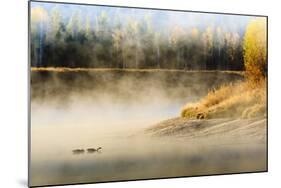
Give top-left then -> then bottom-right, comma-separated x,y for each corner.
31,6 -> 245,70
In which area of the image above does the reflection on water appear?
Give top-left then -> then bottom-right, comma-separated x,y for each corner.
30,71 -> 265,187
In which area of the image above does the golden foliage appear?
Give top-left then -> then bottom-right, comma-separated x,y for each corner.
30,6 -> 49,35
243,18 -> 267,83
31,6 -> 49,23
202,27 -> 213,49
170,26 -> 186,46
191,28 -> 199,39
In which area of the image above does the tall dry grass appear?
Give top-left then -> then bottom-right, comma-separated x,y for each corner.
181,79 -> 266,119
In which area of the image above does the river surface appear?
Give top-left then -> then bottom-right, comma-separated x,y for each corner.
29,70 -> 266,187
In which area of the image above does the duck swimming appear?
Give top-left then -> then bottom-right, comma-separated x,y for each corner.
72,149 -> 85,154
87,147 -> 102,153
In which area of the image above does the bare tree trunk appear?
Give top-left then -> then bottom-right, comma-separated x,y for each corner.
38,22 -> 44,67
121,51 -> 124,69
135,39 -> 139,69
177,50 -> 180,69
135,47 -> 138,68
157,46 -> 160,68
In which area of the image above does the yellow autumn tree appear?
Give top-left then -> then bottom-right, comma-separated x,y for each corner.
243,18 -> 267,83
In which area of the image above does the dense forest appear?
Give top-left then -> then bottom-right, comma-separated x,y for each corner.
30,5 -> 248,70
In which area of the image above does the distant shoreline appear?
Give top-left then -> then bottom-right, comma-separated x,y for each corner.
31,67 -> 245,75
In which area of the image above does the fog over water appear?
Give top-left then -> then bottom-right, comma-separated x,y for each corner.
30,70 -> 266,186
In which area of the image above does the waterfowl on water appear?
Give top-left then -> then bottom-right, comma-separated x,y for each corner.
87,148 -> 97,153
87,147 -> 102,153
72,147 -> 102,154
72,149 -> 85,154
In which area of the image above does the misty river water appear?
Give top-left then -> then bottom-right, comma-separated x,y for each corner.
30,70 -> 266,186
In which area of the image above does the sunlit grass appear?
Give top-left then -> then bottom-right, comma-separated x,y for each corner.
181,80 -> 266,119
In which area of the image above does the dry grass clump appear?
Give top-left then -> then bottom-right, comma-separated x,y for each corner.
181,80 -> 266,119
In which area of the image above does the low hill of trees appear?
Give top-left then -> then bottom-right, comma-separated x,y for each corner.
30,6 -> 246,70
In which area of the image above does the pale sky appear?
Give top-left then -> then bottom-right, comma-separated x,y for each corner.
30,1 -> 262,34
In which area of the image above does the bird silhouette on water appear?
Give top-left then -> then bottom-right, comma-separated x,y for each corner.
87,147 -> 102,153
72,147 -> 102,155
72,149 -> 85,155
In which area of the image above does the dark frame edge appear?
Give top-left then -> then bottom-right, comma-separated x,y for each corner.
28,1 -> 31,187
